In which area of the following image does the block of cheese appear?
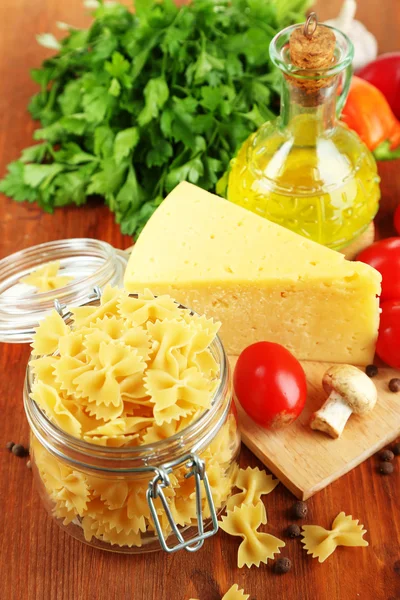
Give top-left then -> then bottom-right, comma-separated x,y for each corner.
124,183 -> 381,365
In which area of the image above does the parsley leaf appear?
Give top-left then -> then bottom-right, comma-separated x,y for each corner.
138,78 -> 169,127
24,163 -> 65,188
114,128 -> 140,164
0,161 -> 38,202
0,0 -> 312,237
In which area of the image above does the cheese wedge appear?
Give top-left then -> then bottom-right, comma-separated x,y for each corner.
124,183 -> 381,365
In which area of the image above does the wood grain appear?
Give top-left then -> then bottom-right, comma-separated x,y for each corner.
229,357 -> 400,499
1,1 -> 400,600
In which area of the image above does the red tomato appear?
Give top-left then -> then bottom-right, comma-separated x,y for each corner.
376,300 -> 400,369
357,53 -> 400,120
357,238 -> 400,301
395,205 -> 400,236
233,342 -> 307,429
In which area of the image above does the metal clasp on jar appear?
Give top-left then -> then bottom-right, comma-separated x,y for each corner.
147,453 -> 218,553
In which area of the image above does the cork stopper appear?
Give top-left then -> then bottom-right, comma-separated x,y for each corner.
285,13 -> 337,104
290,15 -> 336,70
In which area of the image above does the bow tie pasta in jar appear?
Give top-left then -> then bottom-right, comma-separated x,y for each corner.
24,285 -> 240,553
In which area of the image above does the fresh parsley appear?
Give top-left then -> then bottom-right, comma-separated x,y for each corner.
0,0 -> 311,237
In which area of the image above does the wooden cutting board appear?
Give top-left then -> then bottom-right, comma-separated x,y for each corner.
228,356 -> 400,500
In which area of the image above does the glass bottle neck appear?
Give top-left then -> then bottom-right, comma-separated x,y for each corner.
280,75 -> 340,139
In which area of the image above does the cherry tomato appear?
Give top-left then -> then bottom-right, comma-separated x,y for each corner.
233,342 -> 307,429
376,300 -> 400,369
395,205 -> 400,236
357,238 -> 400,301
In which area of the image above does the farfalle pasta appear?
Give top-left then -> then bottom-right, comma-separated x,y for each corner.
31,382 -> 82,438
34,441 -> 90,520
219,501 -> 285,568
217,466 -> 281,568
70,285 -> 121,328
32,310 -> 70,356
190,584 -> 249,600
226,466 -> 279,512
301,512 -> 368,563
221,585 -> 250,600
20,260 -> 73,293
29,286 -> 240,550
118,288 -> 182,325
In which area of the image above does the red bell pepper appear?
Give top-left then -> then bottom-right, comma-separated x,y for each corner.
357,53 -> 400,121
341,76 -> 400,161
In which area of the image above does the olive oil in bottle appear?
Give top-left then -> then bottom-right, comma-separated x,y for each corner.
224,15 -> 380,250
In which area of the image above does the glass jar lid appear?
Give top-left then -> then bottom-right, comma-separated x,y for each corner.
0,238 -> 129,343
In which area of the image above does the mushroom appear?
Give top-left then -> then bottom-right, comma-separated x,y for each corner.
310,365 -> 377,438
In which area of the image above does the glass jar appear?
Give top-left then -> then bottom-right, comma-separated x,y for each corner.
24,314 -> 240,553
223,19 -> 380,250
0,239 -> 240,553
0,238 -> 128,343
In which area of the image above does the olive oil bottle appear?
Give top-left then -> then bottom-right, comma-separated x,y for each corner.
223,15 -> 380,250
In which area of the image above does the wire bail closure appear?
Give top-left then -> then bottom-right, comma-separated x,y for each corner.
53,288 -> 219,554
147,453 -> 218,553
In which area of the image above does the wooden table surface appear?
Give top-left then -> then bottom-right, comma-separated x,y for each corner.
1,1 -> 399,599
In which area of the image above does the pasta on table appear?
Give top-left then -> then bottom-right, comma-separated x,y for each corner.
190,583 -> 250,599
301,512 -> 368,563
219,466 -> 283,568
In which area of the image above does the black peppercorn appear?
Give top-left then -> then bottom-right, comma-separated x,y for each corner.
389,378 -> 400,393
392,442 -> 400,456
285,524 -> 301,538
292,500 -> 308,519
380,449 -> 394,462
273,557 -> 292,574
11,444 -> 27,458
379,461 -> 394,475
6,441 -> 15,451
366,364 -> 378,378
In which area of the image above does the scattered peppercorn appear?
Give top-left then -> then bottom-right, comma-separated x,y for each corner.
26,460 -> 32,470
379,461 -> 394,475
6,441 -> 15,451
380,449 -> 395,462
285,524 -> 301,538
11,444 -> 27,458
389,378 -> 400,393
292,500 -> 308,519
392,442 -> 400,456
273,557 -> 292,574
366,364 -> 378,378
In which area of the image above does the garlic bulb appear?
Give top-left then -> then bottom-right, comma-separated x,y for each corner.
325,0 -> 378,70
